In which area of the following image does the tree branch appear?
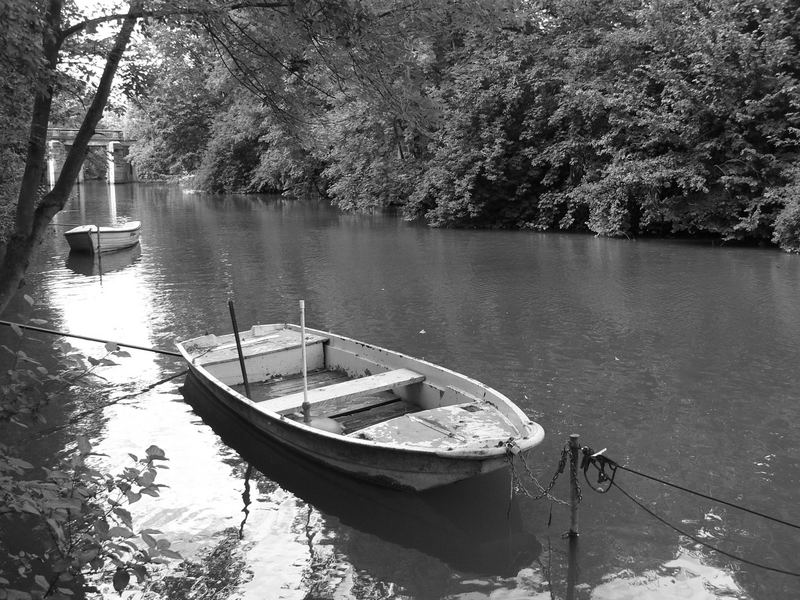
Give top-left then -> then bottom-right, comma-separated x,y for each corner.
60,2 -> 290,40
44,1 -> 143,211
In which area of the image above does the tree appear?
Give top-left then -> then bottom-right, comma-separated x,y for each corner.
408,0 -> 800,243
0,0 -> 143,316
0,0 -> 299,316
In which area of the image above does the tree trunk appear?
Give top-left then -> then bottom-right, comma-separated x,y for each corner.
0,0 -> 142,316
11,0 -> 63,241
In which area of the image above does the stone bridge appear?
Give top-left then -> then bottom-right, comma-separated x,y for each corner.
46,128 -> 136,185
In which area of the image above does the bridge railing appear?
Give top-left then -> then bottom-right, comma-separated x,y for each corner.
47,128 -> 126,143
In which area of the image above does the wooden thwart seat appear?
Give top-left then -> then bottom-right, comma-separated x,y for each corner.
259,368 -> 425,415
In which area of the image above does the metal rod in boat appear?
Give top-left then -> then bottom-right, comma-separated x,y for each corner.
227,299 -> 251,398
300,300 -> 311,423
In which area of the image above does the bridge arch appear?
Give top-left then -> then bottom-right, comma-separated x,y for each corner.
46,128 -> 137,186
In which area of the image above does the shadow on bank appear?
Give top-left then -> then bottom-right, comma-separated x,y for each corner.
180,371 -> 541,578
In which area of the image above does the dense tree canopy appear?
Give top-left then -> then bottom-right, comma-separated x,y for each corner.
124,0 -> 800,250
1,0 -> 800,317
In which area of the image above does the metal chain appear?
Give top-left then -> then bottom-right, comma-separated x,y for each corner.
506,442 -> 570,506
571,447 -> 583,505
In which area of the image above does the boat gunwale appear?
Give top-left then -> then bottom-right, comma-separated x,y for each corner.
64,220 -> 142,236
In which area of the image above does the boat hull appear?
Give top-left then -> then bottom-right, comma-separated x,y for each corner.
178,324 -> 545,491
64,221 -> 141,253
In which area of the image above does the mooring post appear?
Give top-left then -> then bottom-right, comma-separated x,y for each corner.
568,433 -> 580,537
566,530 -> 579,600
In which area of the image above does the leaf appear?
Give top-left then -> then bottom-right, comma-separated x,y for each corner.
35,574 -> 49,589
113,507 -> 133,528
107,526 -> 134,538
23,294 -> 34,306
159,548 -> 183,560
131,564 -> 148,582
76,436 -> 91,455
104,342 -> 120,352
137,469 -> 156,487
10,323 -> 22,337
8,457 -> 33,470
112,569 -> 130,594
141,532 -> 157,548
114,350 -> 132,358
94,518 -> 109,536
126,490 -> 141,504
45,499 -> 82,511
46,518 -> 65,542
145,445 -> 166,460
87,356 -> 99,366
28,318 -> 48,325
78,548 -> 99,565
20,501 -> 40,515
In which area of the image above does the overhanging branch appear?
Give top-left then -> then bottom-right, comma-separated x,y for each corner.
60,1 -> 290,41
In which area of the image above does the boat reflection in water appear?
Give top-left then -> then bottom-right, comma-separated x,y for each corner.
65,244 -> 142,277
181,371 -> 541,579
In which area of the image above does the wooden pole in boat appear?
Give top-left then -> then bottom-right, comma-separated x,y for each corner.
227,299 -> 251,398
300,300 -> 311,423
568,433 -> 581,537
95,224 -> 101,254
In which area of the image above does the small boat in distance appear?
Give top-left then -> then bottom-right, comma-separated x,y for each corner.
64,220 -> 141,253
177,319 -> 545,491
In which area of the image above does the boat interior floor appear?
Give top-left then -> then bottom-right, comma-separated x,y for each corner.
234,368 -> 425,434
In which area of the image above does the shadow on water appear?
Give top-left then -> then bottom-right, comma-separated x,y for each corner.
180,372 -> 541,578
65,244 -> 142,277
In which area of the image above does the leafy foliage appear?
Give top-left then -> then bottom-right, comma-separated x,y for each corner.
126,0 -> 800,249
1,440 -> 177,599
769,166 -> 800,252
1,310 -> 179,598
124,23 -> 222,179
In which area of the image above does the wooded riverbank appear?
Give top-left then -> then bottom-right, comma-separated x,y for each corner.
121,1 -> 800,252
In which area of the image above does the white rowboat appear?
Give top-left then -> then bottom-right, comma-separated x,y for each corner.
64,220 -> 141,253
177,323 -> 545,491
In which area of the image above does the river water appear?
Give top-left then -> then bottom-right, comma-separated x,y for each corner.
3,181 -> 799,599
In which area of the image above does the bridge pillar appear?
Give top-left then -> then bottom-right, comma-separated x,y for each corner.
47,140 -> 65,187
77,154 -> 85,184
107,141 -> 134,184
